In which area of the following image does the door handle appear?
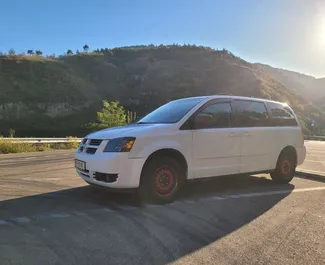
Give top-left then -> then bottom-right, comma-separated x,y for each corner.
228,132 -> 237,137
243,132 -> 251,136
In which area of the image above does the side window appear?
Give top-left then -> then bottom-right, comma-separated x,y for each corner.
195,102 -> 232,129
267,102 -> 298,126
233,100 -> 269,127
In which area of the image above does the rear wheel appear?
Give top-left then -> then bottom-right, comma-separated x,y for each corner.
270,154 -> 296,184
138,156 -> 184,204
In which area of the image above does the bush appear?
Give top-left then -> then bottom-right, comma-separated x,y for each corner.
0,137 -> 80,154
0,140 -> 37,154
91,101 -> 127,130
67,136 -> 80,149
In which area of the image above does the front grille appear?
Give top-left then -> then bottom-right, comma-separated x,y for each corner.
89,139 -> 102,146
86,147 -> 97,154
79,138 -> 100,155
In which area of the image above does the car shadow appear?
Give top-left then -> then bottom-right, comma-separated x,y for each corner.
295,173 -> 325,184
0,174 -> 294,265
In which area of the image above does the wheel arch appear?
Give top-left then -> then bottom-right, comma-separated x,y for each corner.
140,148 -> 188,181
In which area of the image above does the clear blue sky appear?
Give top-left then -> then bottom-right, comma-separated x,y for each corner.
1,0 -> 325,77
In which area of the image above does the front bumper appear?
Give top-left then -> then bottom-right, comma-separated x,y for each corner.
75,151 -> 146,189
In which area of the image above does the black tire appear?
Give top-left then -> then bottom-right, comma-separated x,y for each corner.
270,153 -> 296,184
138,156 -> 184,204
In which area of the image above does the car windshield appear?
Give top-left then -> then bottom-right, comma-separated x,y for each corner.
138,97 -> 204,124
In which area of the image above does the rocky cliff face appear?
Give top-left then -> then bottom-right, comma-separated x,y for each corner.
0,45 -> 324,136
0,102 -> 92,119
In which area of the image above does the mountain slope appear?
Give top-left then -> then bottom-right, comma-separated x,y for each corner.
0,45 -> 324,136
254,63 -> 325,110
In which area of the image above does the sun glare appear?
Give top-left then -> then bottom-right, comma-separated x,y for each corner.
318,18 -> 325,46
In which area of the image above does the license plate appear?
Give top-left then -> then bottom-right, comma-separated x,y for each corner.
75,159 -> 86,171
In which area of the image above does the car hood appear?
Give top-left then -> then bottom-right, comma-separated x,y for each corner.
85,123 -> 175,140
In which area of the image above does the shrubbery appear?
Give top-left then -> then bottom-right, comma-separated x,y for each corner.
0,137 -> 80,154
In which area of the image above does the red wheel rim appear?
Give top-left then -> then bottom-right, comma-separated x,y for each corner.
280,159 -> 292,177
153,166 -> 178,197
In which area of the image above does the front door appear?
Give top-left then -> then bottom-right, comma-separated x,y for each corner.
192,101 -> 241,179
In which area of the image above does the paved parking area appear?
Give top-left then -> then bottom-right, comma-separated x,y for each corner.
297,140 -> 325,175
1,148 -> 325,264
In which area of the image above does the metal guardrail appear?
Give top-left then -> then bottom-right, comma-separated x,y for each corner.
1,136 -> 324,143
304,135 -> 325,141
0,138 -> 83,143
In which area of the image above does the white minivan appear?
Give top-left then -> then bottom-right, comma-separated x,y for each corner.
75,95 -> 306,203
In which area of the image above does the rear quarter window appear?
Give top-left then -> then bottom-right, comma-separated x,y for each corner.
232,100 -> 269,127
267,102 -> 298,126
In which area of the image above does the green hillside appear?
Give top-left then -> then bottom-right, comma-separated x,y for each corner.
0,45 -> 324,136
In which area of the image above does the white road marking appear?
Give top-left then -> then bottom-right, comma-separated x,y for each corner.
0,220 -> 9,225
198,196 -> 226,202
50,213 -> 71,218
11,217 -> 31,223
304,160 -> 324,163
297,169 -> 325,175
209,196 -> 227,200
226,190 -> 291,199
89,208 -> 114,214
24,157 -> 37,160
220,186 -> 325,200
44,178 -> 62,181
22,177 -> 62,181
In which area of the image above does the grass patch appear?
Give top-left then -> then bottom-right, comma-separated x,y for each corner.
0,140 -> 38,154
0,138 -> 80,154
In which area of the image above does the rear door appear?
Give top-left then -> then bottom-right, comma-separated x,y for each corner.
231,100 -> 273,173
191,100 -> 241,178
266,101 -> 301,168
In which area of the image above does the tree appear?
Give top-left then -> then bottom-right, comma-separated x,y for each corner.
27,50 -> 34,56
91,101 -> 127,130
47,54 -> 56,59
76,49 -> 80,55
126,111 -> 137,124
67,49 -> 73,55
83,44 -> 89,52
8,49 -> 16,56
35,50 -> 43,56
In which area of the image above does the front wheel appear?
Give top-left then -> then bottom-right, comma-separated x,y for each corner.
138,156 -> 184,204
270,154 -> 295,184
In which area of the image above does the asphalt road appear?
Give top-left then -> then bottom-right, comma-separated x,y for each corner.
297,140 -> 325,175
0,141 -> 325,265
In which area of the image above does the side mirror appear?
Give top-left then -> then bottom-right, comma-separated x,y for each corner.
193,114 -> 213,129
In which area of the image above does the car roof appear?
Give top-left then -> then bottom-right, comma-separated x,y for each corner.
174,95 -> 287,106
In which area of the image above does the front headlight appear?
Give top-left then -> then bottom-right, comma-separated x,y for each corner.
103,137 -> 136,152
